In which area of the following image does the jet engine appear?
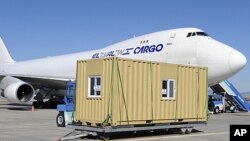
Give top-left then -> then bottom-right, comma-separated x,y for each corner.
0,76 -> 35,103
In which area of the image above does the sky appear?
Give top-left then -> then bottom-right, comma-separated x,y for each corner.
0,0 -> 249,92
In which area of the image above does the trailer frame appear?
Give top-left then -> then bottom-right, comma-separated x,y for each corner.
59,121 -> 206,141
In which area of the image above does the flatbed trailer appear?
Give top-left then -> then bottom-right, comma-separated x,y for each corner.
59,121 -> 206,141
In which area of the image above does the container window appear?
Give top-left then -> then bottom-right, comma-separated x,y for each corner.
162,80 -> 168,98
162,79 -> 175,100
88,76 -> 101,98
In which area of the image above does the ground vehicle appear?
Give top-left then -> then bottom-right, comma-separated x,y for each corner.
208,94 -> 225,114
56,81 -> 75,127
208,93 -> 238,114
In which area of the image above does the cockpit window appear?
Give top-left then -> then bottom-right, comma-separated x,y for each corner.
187,32 -> 209,37
196,32 -> 208,36
187,32 -> 192,37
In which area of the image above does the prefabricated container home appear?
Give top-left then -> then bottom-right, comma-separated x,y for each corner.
75,57 -> 208,126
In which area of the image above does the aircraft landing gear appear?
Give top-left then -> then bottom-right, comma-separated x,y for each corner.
32,98 -> 63,109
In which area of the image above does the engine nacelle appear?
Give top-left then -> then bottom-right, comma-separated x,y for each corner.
0,76 -> 35,104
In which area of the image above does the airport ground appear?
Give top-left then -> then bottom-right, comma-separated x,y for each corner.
0,98 -> 250,141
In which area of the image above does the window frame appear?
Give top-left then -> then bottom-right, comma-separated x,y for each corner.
88,75 -> 101,98
161,79 -> 176,100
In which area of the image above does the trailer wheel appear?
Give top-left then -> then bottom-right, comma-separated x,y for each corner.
56,112 -> 65,127
185,128 -> 193,134
99,133 -> 110,141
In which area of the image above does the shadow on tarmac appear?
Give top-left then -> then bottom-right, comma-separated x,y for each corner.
74,129 -> 203,140
0,102 -> 32,111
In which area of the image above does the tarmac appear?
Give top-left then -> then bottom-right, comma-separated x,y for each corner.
0,98 -> 250,141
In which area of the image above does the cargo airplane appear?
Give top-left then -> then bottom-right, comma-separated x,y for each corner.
0,28 -> 247,107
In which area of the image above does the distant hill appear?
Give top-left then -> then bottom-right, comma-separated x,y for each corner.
241,92 -> 250,101
242,92 -> 250,95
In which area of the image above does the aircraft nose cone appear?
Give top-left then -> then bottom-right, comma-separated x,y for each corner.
229,50 -> 247,73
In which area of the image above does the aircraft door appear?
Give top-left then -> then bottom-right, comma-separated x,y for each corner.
165,33 -> 176,63
167,33 -> 176,46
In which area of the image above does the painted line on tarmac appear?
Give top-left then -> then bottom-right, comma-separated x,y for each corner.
119,132 -> 229,141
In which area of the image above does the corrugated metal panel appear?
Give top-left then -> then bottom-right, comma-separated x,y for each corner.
176,66 -> 208,121
75,58 -> 208,126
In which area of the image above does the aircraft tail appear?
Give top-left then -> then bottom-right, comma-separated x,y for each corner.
0,37 -> 15,64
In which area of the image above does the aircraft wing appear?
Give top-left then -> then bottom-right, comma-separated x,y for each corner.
1,74 -> 70,90
0,73 -> 71,104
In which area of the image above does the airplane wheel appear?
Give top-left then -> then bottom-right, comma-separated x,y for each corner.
56,112 -> 65,127
32,101 -> 44,109
32,101 -> 38,108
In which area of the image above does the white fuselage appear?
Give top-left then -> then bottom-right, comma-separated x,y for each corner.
0,28 -> 247,88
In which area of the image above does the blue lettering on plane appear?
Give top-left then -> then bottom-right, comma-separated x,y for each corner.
134,44 -> 163,54
122,48 -> 134,55
92,43 -> 164,58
